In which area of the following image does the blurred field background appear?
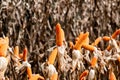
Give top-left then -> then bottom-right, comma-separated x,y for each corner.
0,0 -> 120,80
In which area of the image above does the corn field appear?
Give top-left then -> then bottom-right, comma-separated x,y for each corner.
0,0 -> 120,80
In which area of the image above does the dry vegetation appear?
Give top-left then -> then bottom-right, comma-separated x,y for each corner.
0,0 -> 120,80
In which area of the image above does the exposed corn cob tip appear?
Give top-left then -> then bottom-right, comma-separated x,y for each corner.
82,44 -> 95,52
14,46 -> 19,57
112,29 -> 120,39
102,29 -> 120,50
48,48 -> 57,65
21,47 -> 32,79
23,47 -> 28,61
0,37 -> 9,57
103,36 -> 111,41
74,32 -> 89,50
56,23 -> 65,46
27,66 -> 32,79
15,48 -> 30,72
109,71 -> 116,80
29,74 -> 44,80
101,29 -> 120,51
90,56 -> 98,68
79,70 -> 89,80
83,32 -> 89,44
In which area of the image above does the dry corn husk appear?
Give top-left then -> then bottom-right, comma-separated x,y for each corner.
0,57 -> 9,79
57,45 -> 72,72
88,69 -> 95,80
71,49 -> 84,72
41,63 -> 58,80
